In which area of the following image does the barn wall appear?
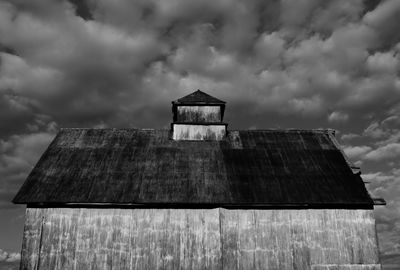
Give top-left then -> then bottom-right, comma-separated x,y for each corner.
21,208 -> 381,270
172,124 -> 226,140
176,106 -> 221,122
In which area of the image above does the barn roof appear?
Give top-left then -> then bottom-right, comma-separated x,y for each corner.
13,128 -> 374,208
172,89 -> 225,104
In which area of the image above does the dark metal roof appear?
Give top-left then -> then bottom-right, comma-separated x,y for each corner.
13,128 -> 373,208
172,90 -> 226,104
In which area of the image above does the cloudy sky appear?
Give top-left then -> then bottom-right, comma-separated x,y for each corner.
0,0 -> 399,268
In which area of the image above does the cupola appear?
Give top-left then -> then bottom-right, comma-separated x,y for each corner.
171,89 -> 227,140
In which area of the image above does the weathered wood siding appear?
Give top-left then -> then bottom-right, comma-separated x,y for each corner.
21,208 -> 381,270
220,210 -> 380,270
177,106 -> 221,122
172,124 -> 226,140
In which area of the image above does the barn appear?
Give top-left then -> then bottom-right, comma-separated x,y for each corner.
14,90 -> 385,270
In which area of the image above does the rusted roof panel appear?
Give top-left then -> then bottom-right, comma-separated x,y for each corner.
13,129 -> 373,207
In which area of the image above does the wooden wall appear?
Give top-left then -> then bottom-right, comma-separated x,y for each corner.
172,124 -> 226,140
20,208 -> 381,270
176,106 -> 221,122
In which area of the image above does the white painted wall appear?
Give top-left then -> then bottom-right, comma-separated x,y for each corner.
172,124 -> 226,140
177,106 -> 221,122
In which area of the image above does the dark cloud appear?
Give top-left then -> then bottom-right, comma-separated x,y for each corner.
0,130 -> 55,209
67,0 -> 92,20
363,0 -> 400,50
0,0 -> 400,267
363,0 -> 382,13
0,0 -> 399,130
0,44 -> 17,55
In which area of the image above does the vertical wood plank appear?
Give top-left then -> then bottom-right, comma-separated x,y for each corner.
20,208 -> 380,270
111,209 -> 131,270
220,209 -> 380,270
290,210 -> 312,270
20,208 -> 44,270
253,210 -> 293,269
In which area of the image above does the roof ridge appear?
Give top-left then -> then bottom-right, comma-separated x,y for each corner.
59,128 -> 154,130
173,89 -> 225,104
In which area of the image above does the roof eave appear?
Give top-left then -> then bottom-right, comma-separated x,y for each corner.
18,202 -> 375,210
171,101 -> 226,105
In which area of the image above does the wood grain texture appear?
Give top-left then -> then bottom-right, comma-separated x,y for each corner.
21,208 -> 380,270
177,106 -> 221,122
311,265 -> 381,270
220,209 -> 380,270
20,208 -> 44,270
172,124 -> 226,140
